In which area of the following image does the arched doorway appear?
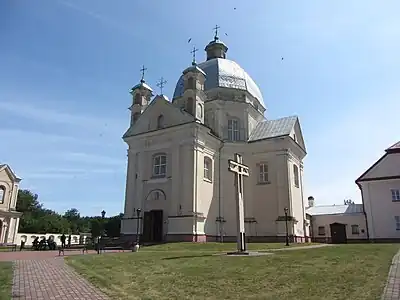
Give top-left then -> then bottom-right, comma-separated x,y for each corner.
142,189 -> 166,243
330,223 -> 347,244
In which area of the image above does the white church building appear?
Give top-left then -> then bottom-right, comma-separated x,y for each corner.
120,32 -> 309,243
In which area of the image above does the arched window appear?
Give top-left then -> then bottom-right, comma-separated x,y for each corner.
228,118 -> 240,141
293,164 -> 300,188
0,186 -> 5,204
153,154 -> 167,177
186,97 -> 194,115
157,115 -> 164,129
134,93 -> 141,105
204,157 -> 213,181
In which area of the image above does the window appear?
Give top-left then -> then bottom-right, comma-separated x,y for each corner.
187,77 -> 195,90
134,93 -> 141,105
392,189 -> 400,202
0,186 -> 4,204
204,157 -> 212,181
351,225 -> 359,234
318,226 -> 325,235
293,165 -> 299,188
157,115 -> 164,129
395,216 -> 400,231
258,163 -> 269,184
228,119 -> 240,141
153,154 -> 167,177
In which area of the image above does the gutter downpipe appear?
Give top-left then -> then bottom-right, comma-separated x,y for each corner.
218,142 -> 225,242
357,182 -> 370,242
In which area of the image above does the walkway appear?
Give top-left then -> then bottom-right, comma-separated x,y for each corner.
381,249 -> 400,300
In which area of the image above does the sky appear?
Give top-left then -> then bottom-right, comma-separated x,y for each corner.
1,0 -> 399,217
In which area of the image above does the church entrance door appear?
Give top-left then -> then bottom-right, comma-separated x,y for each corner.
330,223 -> 347,244
142,210 -> 163,243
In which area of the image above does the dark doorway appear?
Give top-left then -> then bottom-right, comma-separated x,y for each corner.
330,223 -> 347,244
142,210 -> 163,243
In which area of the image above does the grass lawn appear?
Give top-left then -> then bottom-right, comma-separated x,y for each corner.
67,243 -> 398,300
0,262 -> 13,300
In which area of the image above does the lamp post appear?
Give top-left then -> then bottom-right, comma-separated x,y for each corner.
97,210 -> 106,254
284,207 -> 289,246
134,208 -> 141,252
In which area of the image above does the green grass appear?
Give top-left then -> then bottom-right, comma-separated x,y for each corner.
0,262 -> 13,300
66,243 -> 398,300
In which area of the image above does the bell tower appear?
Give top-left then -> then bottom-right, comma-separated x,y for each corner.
175,47 -> 206,123
129,65 -> 153,126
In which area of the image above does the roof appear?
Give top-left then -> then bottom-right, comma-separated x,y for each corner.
306,204 -> 364,216
248,115 -> 298,142
0,164 -> 22,181
130,81 -> 153,93
173,58 -> 265,108
386,141 -> 400,153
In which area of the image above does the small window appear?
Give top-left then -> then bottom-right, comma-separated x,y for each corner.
157,115 -> 164,129
134,93 -> 141,105
0,186 -> 4,204
187,77 -> 195,90
258,163 -> 269,184
351,225 -> 359,235
318,226 -> 325,235
228,119 -> 240,141
392,189 -> 400,202
395,216 -> 400,231
204,157 -> 212,181
293,165 -> 300,188
153,154 -> 167,177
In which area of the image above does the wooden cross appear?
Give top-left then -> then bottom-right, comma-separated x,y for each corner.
213,24 -> 220,39
140,65 -> 147,82
156,77 -> 167,95
228,153 -> 249,252
191,46 -> 198,65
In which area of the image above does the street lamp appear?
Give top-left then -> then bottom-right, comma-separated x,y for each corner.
284,207 -> 290,246
133,208 -> 141,252
97,210 -> 106,254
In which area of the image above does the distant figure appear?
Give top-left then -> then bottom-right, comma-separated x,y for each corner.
68,235 -> 71,248
61,234 -> 66,248
20,240 -> 25,251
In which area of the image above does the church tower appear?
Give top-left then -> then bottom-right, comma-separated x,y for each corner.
129,66 -> 153,126
174,47 -> 206,123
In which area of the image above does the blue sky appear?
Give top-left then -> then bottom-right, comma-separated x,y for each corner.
1,1 -> 399,217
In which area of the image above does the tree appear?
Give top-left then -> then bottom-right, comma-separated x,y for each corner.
90,218 -> 102,239
104,213 -> 123,237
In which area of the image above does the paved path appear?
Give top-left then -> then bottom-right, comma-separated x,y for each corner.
381,249 -> 400,300
12,257 -> 109,300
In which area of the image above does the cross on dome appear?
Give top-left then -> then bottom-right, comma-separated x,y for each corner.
156,77 -> 167,95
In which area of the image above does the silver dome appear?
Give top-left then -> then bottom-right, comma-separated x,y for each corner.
173,58 -> 265,108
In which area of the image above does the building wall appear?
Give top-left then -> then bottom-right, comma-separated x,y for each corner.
311,214 -> 367,241
361,153 -> 400,179
360,179 -> 400,240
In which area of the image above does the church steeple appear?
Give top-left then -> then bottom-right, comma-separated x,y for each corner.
129,65 -> 153,126
205,25 -> 228,60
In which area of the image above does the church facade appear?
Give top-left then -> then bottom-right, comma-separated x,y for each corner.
120,33 -> 309,243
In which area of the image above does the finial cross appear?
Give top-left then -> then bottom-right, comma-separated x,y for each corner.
156,77 -> 167,95
140,65 -> 147,82
213,24 -> 220,39
191,46 -> 198,65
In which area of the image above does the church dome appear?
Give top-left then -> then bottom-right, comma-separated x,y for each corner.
173,58 -> 265,108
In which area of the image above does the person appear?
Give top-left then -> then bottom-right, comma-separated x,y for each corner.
61,234 -> 66,248
68,234 -> 71,248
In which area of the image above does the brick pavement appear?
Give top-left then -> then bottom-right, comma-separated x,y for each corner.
381,249 -> 400,300
11,256 -> 109,300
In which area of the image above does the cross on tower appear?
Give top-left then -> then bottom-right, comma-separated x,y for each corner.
156,77 -> 167,95
191,46 -> 198,65
228,153 -> 250,253
140,65 -> 147,83
213,24 -> 220,39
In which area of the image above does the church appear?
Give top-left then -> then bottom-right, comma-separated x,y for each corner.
120,30 -> 309,243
